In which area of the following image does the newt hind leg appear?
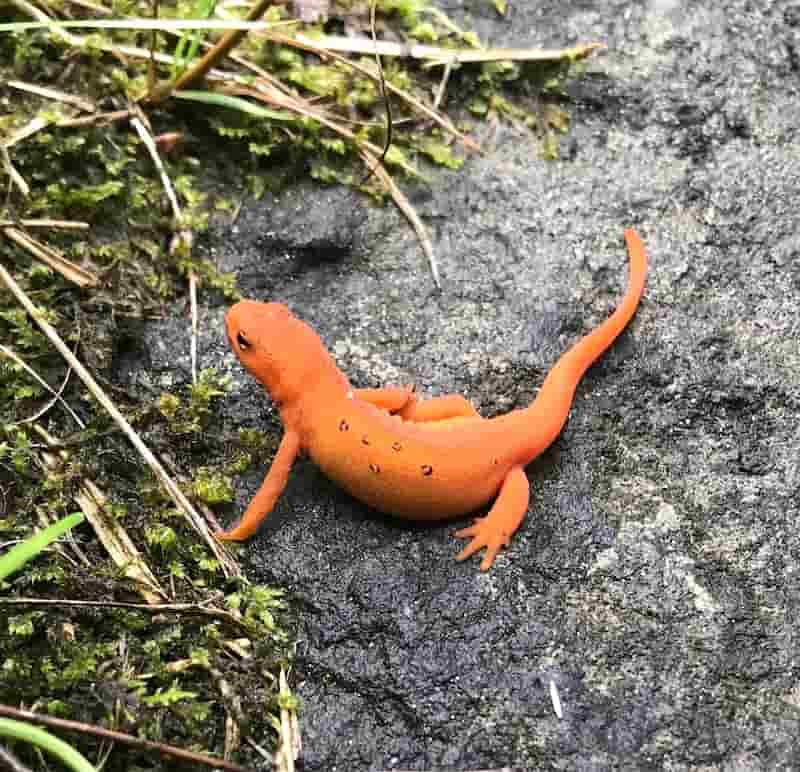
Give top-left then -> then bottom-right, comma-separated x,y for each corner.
354,385 -> 416,413
356,386 -> 481,424
454,465 -> 530,571
397,393 -> 481,423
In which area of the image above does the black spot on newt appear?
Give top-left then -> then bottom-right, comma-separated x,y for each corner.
421,465 -> 433,476
369,463 -> 380,474
339,419 -> 349,432
361,435 -> 370,446
392,441 -> 403,452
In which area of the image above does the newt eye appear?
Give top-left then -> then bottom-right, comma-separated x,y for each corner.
236,331 -> 251,351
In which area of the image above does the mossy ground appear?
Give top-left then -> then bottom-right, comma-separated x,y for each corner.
0,2 -> 586,766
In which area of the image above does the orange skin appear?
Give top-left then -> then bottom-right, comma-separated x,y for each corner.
217,229 -> 648,570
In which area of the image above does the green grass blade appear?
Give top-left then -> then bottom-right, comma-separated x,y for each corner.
0,513 -> 84,581
0,718 -> 96,772
174,90 -> 296,122
172,0 -> 218,78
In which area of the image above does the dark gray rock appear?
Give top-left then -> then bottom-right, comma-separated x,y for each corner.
129,0 -> 800,768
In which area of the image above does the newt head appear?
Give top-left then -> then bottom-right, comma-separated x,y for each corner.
225,299 -> 337,406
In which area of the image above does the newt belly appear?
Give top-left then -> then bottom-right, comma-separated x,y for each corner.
303,400 -> 513,520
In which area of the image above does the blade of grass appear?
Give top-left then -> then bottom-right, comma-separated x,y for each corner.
171,0 -> 218,78
0,513 -> 84,582
174,90 -> 295,121
0,719 -> 95,772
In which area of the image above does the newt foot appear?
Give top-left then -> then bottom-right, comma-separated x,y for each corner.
454,517 -> 511,571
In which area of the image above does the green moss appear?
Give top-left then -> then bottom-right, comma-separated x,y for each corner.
8,613 -> 39,637
145,524 -> 178,551
44,180 -> 125,213
142,681 -> 198,707
156,369 -> 232,435
192,468 -> 234,505
227,584 -> 286,636
416,136 -> 464,169
158,392 -> 181,421
377,0 -> 430,27
0,427 -> 35,475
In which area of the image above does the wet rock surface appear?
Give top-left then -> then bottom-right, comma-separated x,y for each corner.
129,1 -> 800,768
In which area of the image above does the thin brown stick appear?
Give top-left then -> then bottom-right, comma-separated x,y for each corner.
0,704 -> 250,772
148,0 -> 290,103
0,597 -> 251,634
359,148 -> 440,288
0,745 -> 32,772
0,262 -> 242,580
56,109 -> 133,129
7,80 -> 95,112
1,227 -> 99,288
0,344 -> 85,429
0,147 -> 28,196
359,0 -> 392,187
0,219 -> 89,230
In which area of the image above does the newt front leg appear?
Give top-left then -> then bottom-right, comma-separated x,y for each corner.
216,430 -> 301,541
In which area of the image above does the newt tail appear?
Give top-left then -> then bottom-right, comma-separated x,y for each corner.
512,228 -> 648,464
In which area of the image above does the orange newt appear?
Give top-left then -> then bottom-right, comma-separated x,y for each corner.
217,229 -> 648,570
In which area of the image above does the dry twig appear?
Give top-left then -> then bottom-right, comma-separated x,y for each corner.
0,345 -> 85,429
0,744 -> 32,772
359,148 -> 439,288
359,0 -> 392,187
0,704 -> 249,772
1,226 -> 99,288
131,113 -> 200,384
7,80 -> 95,112
0,147 -> 28,197
0,596 -> 251,634
273,667 -> 301,772
294,34 -> 604,65
0,219 -> 88,230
